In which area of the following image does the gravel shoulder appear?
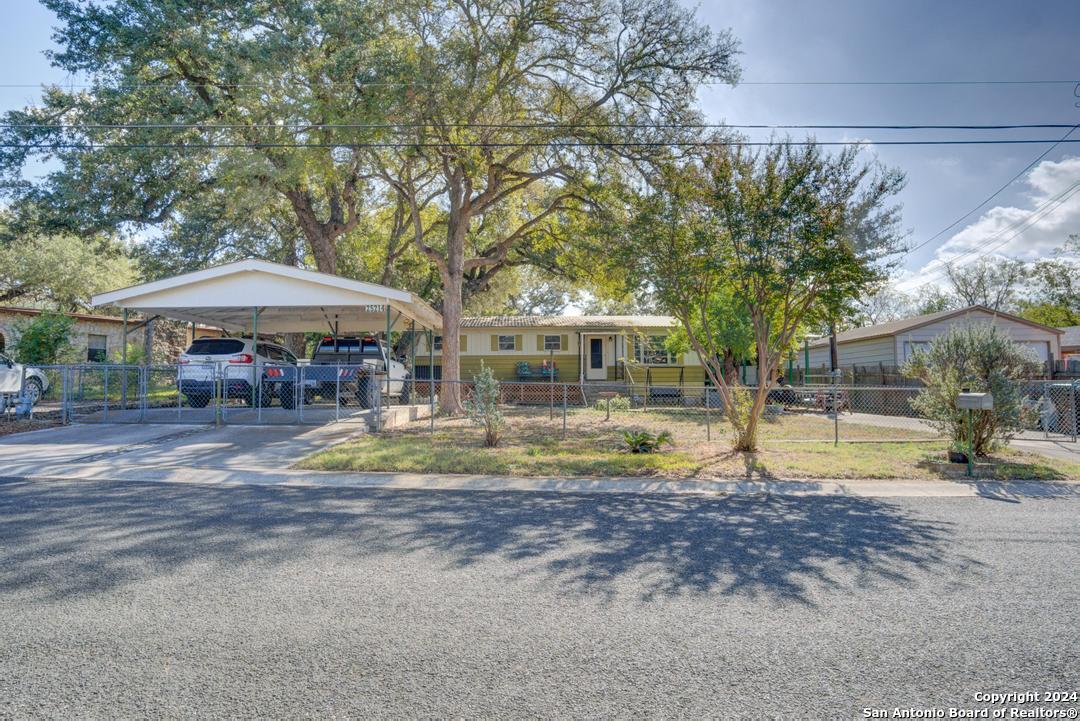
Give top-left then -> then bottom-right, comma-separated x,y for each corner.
0,478 -> 1077,717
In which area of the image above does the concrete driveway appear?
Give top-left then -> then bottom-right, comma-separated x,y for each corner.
0,421 -> 368,479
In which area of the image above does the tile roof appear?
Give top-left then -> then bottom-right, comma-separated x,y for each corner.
460,315 -> 676,329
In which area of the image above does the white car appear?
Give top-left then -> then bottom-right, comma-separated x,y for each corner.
0,353 -> 49,405
178,337 -> 298,408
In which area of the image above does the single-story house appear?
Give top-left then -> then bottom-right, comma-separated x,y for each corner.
0,306 -> 126,362
806,305 -> 1064,371
412,315 -> 709,385
1060,326 -> 1080,361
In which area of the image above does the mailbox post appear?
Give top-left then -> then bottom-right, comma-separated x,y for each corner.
956,390 -> 994,477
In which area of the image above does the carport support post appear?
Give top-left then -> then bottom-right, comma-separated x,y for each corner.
121,309 -> 128,408
385,304 -> 392,405
251,307 -> 259,408
409,319 -> 416,402
428,329 -> 435,434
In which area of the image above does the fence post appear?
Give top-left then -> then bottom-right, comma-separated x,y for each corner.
705,387 -> 711,442
1071,379 -> 1078,443
375,372 -> 383,433
831,369 -> 841,446
549,349 -> 555,421
61,366 -> 70,424
102,366 -> 109,423
562,384 -> 568,439
139,366 -> 148,423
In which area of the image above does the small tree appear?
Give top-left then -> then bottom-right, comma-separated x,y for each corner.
903,323 -> 1038,456
11,311 -> 74,364
618,142 -> 904,451
464,364 -> 508,448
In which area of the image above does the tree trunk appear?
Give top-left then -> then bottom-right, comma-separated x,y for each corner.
829,321 -> 839,371
439,271 -> 464,414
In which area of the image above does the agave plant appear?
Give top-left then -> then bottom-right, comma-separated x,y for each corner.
622,429 -> 673,454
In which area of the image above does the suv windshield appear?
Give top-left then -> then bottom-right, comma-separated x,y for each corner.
185,338 -> 246,356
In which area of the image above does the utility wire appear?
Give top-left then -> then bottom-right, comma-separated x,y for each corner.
900,123 -> 1080,259
3,122 -> 1077,131
911,178 -> 1080,285
8,139 -> 1080,151
1,79 -> 1077,89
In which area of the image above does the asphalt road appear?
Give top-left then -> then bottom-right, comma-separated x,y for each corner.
0,479 -> 1077,718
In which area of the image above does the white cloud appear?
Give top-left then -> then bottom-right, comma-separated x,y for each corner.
898,155 -> 1080,291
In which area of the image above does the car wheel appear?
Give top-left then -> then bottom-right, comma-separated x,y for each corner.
356,376 -> 372,409
24,377 -> 43,406
279,383 -> 296,409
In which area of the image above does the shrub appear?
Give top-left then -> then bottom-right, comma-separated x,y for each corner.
11,311 -> 75,364
622,429 -> 673,453
902,323 -> 1038,456
593,394 -> 631,412
464,363 -> 507,447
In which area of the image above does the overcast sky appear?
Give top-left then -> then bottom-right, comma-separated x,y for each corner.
2,0 -> 1078,291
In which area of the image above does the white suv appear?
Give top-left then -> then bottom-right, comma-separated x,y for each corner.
178,337 -> 297,408
0,353 -> 49,405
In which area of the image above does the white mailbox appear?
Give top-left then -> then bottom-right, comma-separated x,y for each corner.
956,392 -> 994,410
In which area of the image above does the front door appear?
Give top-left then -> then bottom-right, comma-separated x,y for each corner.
586,336 -> 607,381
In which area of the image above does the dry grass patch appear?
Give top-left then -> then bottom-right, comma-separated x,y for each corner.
299,406 -> 1080,482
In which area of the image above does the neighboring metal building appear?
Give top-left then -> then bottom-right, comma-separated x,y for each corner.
806,305 -> 1064,370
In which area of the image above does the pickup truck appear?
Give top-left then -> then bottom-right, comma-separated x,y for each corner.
262,336 -> 411,409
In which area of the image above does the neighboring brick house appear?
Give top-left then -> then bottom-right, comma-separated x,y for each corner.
0,307 -> 126,362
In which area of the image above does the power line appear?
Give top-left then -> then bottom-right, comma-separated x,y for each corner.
1,79 -> 1077,89
732,80 -> 1080,86
8,139 -> 1080,151
4,121 -> 1078,132
912,178 -> 1080,285
901,123 -> 1080,259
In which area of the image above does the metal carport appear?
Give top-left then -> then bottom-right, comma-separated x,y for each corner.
90,259 -> 442,425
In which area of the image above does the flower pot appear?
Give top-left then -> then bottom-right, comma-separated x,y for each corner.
948,450 -> 969,464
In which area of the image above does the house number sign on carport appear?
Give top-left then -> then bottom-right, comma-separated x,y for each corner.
364,305 -> 387,313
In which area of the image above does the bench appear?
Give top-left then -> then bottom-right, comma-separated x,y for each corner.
516,361 -> 558,381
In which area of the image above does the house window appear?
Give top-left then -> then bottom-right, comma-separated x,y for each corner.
497,335 -> 516,351
543,335 -> 561,351
902,341 -> 930,362
635,335 -> 674,365
87,333 -> 108,363
432,335 -> 465,352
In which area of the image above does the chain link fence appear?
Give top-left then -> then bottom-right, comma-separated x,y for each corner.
3,366 -> 1078,446
403,379 -> 1079,446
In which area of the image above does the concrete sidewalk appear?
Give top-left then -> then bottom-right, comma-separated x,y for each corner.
6,461 -> 1079,499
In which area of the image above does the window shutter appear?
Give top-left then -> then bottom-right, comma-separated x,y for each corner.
460,335 -> 467,352
490,335 -> 498,352
560,334 -> 568,351
536,334 -> 545,351
514,334 -> 522,351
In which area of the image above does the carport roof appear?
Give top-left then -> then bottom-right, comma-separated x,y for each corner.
92,259 -> 442,333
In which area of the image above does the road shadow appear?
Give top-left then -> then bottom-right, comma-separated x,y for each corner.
0,478 -> 977,606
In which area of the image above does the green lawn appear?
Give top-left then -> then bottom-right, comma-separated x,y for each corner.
297,407 -> 1080,481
